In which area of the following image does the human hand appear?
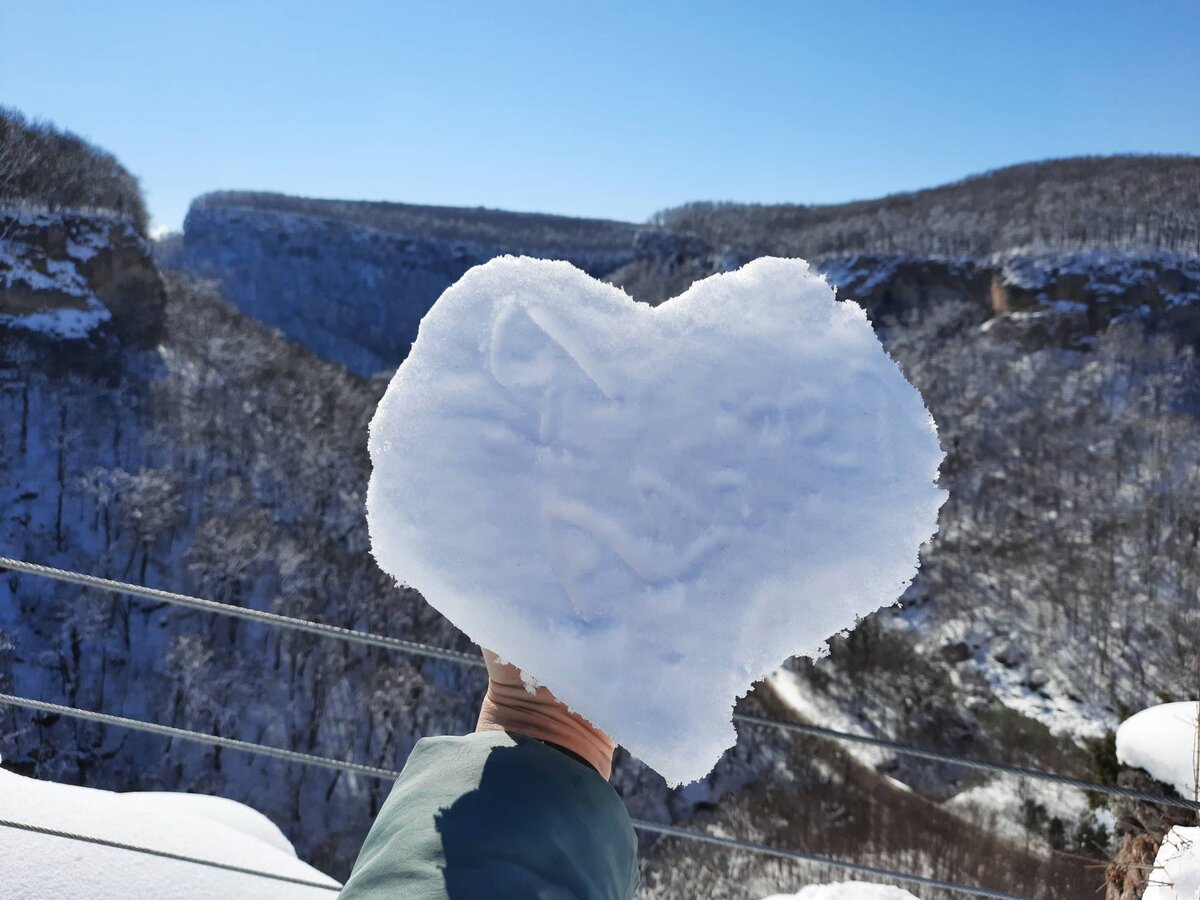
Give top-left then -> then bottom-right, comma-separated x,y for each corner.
475,650 -> 615,780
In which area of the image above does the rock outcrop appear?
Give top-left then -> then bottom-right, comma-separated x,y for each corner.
611,244 -> 1200,346
823,251 -> 1200,338
0,209 -> 165,349
1104,769 -> 1194,900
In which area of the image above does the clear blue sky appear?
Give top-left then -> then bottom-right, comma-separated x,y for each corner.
3,1 -> 1197,234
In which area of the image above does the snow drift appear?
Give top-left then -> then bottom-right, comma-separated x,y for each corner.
1117,701 -> 1199,800
0,765 -> 338,899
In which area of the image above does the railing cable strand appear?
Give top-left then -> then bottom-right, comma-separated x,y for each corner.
0,692 -> 1028,900
4,555 -> 1197,814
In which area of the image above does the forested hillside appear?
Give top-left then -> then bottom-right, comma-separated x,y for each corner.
190,191 -> 639,252
0,106 -> 148,234
3,105 -> 1199,897
651,156 -> 1200,258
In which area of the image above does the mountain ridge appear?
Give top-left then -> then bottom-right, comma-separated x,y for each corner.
177,154 -> 1200,378
188,153 -> 1200,256
4,109 -> 1197,897
651,154 -> 1200,259
187,190 -> 640,252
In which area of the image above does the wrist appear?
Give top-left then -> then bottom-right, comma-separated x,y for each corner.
475,652 -> 615,779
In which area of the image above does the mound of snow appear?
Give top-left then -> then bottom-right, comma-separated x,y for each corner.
1144,827 -> 1200,900
0,766 -> 338,898
1117,701 -> 1199,800
762,881 -> 920,899
119,790 -> 296,855
368,256 -> 946,786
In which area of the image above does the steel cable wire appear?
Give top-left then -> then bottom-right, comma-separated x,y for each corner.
0,692 -> 1028,900
0,692 -> 400,779
629,819 -> 1030,900
0,556 -> 483,667
0,817 -> 341,892
3,555 -> 1196,814
732,713 -> 1200,811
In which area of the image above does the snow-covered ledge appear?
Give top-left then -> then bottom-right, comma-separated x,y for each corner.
0,763 -> 338,898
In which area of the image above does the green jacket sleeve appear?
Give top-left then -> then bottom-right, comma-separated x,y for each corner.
337,730 -> 639,900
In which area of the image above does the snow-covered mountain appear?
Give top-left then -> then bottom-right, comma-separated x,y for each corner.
4,109 -> 1199,898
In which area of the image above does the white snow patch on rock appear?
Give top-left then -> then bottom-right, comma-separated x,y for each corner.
1144,826 -> 1200,900
766,667 -> 895,774
943,778 -> 1093,850
368,255 -> 946,786
0,228 -> 113,338
0,766 -> 337,898
0,295 -> 112,338
1117,701 -> 1199,800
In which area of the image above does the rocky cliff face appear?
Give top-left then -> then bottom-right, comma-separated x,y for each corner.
612,236 -> 1200,346
179,158 -> 1200,380
179,197 -> 638,376
0,210 -> 165,349
824,250 -> 1200,340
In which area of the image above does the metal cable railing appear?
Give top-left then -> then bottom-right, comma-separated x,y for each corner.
0,816 -> 341,892
0,692 -> 1030,900
3,556 -> 1194,813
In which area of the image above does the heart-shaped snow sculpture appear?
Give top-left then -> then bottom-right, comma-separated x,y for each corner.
368,256 -> 945,786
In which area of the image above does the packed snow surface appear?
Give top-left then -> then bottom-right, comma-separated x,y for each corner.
0,766 -> 338,898
1117,701 -> 1199,800
1143,827 -> 1200,900
762,882 -> 920,899
368,256 -> 946,785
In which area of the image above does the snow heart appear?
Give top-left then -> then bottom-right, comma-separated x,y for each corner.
367,256 -> 946,786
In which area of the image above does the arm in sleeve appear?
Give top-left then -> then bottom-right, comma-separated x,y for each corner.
337,730 -> 639,900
